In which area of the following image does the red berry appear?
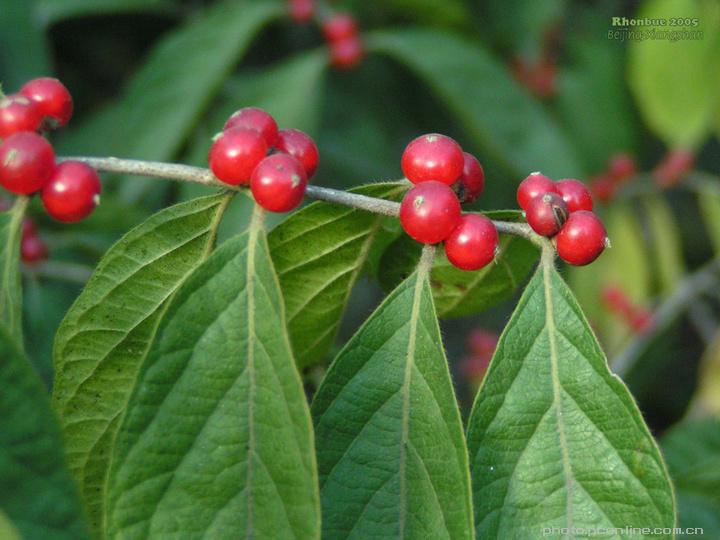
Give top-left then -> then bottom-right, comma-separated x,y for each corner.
21,217 -> 37,239
525,192 -> 568,237
209,128 -> 268,185
21,234 -> 48,264
654,149 -> 694,188
401,134 -> 464,186
456,152 -> 485,203
0,95 -> 43,138
607,153 -> 636,183
41,161 -> 102,223
556,210 -> 608,266
0,132 -> 55,194
223,107 -> 278,147
444,214 -> 498,270
555,178 -> 593,213
589,174 -> 616,204
20,78 -> 73,128
516,172 -> 556,211
322,13 -> 358,42
275,128 -> 319,177
328,37 -> 364,70
250,154 -> 307,213
288,0 -> 314,23
466,329 -> 499,358
399,181 -> 461,244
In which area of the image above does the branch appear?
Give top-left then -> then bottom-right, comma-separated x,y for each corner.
612,256 -> 720,377
59,156 -> 539,240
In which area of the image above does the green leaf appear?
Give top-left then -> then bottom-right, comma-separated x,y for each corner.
0,197 -> 28,341
268,182 -> 407,369
0,510 -> 20,540
379,214 -> 538,318
627,0 -> 720,148
467,253 -> 675,536
35,0 -> 175,26
57,0 -> 283,202
0,0 -> 50,90
52,193 -> 233,536
479,0 -> 565,51
643,194 -> 684,294
697,184 -> 720,254
691,330 -> 720,417
107,208 -> 320,539
0,325 -> 89,540
662,418 -> 720,538
311,247 -> 474,539
367,29 -> 583,178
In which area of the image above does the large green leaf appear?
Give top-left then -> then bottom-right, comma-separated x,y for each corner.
312,248 -> 474,539
0,325 -> 89,540
0,197 -> 27,341
379,211 -> 538,318
662,418 -> 720,538
52,193 -> 233,536
697,184 -> 720,254
627,0 -> 720,148
107,208 -> 320,539
367,29 -> 583,178
268,182 -> 407,369
467,252 -> 675,536
35,0 -> 175,26
643,194 -> 684,294
0,0 -> 50,90
57,0 -> 282,202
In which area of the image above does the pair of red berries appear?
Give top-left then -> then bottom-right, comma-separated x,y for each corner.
0,78 -> 102,223
398,133 -> 496,271
601,285 -> 654,334
517,172 -> 608,266
588,152 -> 637,203
208,107 -> 318,213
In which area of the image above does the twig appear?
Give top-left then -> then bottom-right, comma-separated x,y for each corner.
59,156 -> 540,240
613,257 -> 720,377
24,261 -> 94,284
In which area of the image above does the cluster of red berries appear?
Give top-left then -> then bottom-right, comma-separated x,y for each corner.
398,133 -> 494,271
654,149 -> 694,188
0,77 -> 102,224
518,172 -> 608,266
460,329 -> 499,385
287,1 -> 363,69
208,107 -> 318,212
588,153 -> 637,203
601,285 -> 654,334
511,53 -> 557,99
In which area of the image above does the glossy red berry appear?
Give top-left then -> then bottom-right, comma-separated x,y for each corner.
209,128 -> 268,185
516,172 -> 556,211
444,214 -> 498,270
555,178 -> 593,213
607,153 -> 636,183
556,210 -> 608,266
329,37 -> 364,70
275,129 -> 319,177
288,0 -> 314,23
525,192 -> 568,237
0,95 -> 43,138
456,152 -> 485,202
322,13 -> 358,42
399,181 -> 461,244
20,78 -> 73,128
0,132 -> 55,194
401,134 -> 464,186
41,161 -> 102,223
223,107 -> 278,147
251,154 -> 307,212
21,234 -> 48,264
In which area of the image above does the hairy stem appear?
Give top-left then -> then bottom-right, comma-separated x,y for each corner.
60,156 -> 539,240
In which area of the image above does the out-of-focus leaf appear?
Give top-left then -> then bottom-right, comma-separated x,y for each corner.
480,0 -> 565,51
691,330 -> 720,417
57,0 -> 282,202
467,256 -> 675,536
269,182 -> 407,368
697,184 -> 720,254
350,0 -> 471,31
367,29 -> 583,178
628,0 -> 720,148
0,511 -> 20,540
662,418 -> 720,538
52,194 -> 233,536
0,325 -> 90,540
379,211 -> 538,318
556,38 -> 638,172
107,212 -> 320,539
643,194 -> 684,294
312,257 -> 473,538
0,198 -> 27,341
0,0 -> 50,90
35,0 -> 175,27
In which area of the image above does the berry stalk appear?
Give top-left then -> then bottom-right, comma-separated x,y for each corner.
58,155 -> 541,243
